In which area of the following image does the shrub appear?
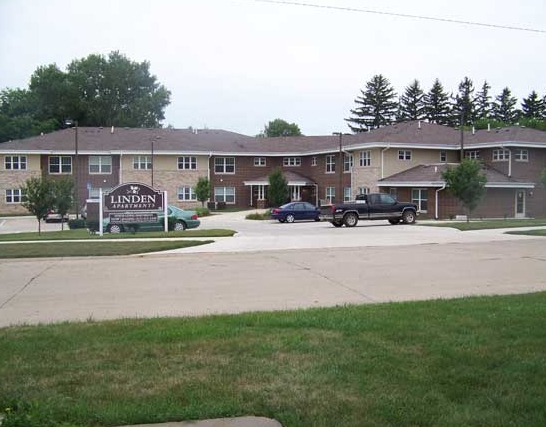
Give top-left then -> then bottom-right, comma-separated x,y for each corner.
246,211 -> 271,220
195,207 -> 211,217
216,201 -> 226,210
86,220 -> 99,233
68,218 -> 86,229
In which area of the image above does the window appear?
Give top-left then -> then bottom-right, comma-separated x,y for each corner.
214,157 -> 235,174
5,189 -> 25,203
283,157 -> 301,167
214,187 -> 235,204
359,151 -> 371,167
344,154 -> 353,172
344,187 -> 352,202
358,187 -> 369,195
412,189 -> 428,213
440,151 -> 447,162
254,157 -> 266,167
5,156 -> 27,170
311,156 -> 317,166
178,156 -> 197,170
514,149 -> 528,162
49,156 -> 72,174
89,187 -> 112,199
178,186 -> 197,201
493,149 -> 510,161
89,156 -> 112,174
326,155 -> 336,173
465,150 -> 480,160
379,194 -> 396,204
398,150 -> 412,161
133,156 -> 152,170
389,188 -> 398,198
326,187 -> 335,202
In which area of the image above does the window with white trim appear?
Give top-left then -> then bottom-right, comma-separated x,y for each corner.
493,149 -> 510,162
412,189 -> 428,213
326,186 -> 335,202
5,156 -> 27,170
398,150 -> 412,161
465,150 -> 480,160
89,187 -> 112,199
178,186 -> 197,201
283,157 -> 301,167
178,156 -> 197,170
214,186 -> 235,203
89,156 -> 112,174
389,188 -> 398,198
358,187 -> 369,195
344,187 -> 352,202
440,151 -> 447,162
359,151 -> 371,167
326,155 -> 336,173
514,149 -> 528,162
214,157 -> 235,174
343,154 -> 353,172
254,157 -> 266,167
311,156 -> 317,166
49,156 -> 72,174
133,156 -> 152,170
5,189 -> 25,203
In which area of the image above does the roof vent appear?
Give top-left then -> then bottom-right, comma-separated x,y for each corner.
434,166 -> 438,173
418,120 -> 421,129
472,126 -> 475,135
487,123 -> 491,132
111,126 -> 114,134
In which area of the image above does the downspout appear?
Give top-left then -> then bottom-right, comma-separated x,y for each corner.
507,148 -> 512,177
208,152 -> 212,204
381,146 -> 390,179
435,183 -> 446,219
342,149 -> 353,199
314,183 -> 319,206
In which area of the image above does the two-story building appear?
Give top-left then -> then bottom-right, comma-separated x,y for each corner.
1,121 -> 545,219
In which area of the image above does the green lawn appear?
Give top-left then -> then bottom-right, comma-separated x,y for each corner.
506,228 -> 546,237
423,218 -> 546,231
0,240 -> 212,258
1,293 -> 545,427
0,228 -> 236,241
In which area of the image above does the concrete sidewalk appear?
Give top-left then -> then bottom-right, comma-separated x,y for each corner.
117,417 -> 282,427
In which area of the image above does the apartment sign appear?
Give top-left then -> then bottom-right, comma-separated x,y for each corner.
104,183 -> 164,212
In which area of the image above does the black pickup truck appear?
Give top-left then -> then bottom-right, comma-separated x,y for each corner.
319,193 -> 418,227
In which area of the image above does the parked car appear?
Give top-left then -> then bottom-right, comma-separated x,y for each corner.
44,210 -> 69,223
103,205 -> 200,233
271,202 -> 321,223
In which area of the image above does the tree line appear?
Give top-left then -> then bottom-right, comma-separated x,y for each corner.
346,74 -> 546,132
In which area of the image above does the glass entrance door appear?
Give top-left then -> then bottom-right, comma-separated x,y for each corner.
515,190 -> 526,218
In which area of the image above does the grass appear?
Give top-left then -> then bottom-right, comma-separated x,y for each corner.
423,218 -> 546,231
0,228 -> 236,242
506,228 -> 546,237
0,240 -> 212,258
1,293 -> 545,427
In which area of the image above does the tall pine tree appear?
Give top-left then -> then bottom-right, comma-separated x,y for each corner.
475,81 -> 492,120
424,78 -> 451,124
346,74 -> 398,132
453,77 -> 476,126
493,87 -> 519,123
398,79 -> 426,122
521,90 -> 544,119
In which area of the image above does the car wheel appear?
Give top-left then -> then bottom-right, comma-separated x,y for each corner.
286,214 -> 295,223
344,212 -> 358,227
315,217 -> 321,222
278,219 -> 285,223
402,210 -> 416,224
109,224 -> 122,233
332,221 -> 343,227
388,219 -> 400,225
174,221 -> 187,231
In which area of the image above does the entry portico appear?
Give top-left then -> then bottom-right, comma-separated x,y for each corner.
243,171 -> 317,208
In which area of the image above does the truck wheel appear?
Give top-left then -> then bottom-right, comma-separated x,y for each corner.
402,210 -> 416,224
388,219 -> 400,225
286,214 -> 295,223
332,221 -> 343,227
344,213 -> 358,227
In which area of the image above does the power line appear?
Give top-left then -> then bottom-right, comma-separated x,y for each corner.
252,0 -> 546,34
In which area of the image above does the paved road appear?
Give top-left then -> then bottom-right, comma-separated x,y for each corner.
1,238 -> 545,327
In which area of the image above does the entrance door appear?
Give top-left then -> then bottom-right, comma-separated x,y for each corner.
515,190 -> 526,218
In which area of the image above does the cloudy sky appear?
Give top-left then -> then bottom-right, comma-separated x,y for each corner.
1,0 -> 545,135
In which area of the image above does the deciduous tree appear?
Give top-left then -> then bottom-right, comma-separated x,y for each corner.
268,167 -> 288,207
21,177 -> 54,235
259,118 -> 302,137
194,177 -> 211,207
52,178 -> 75,231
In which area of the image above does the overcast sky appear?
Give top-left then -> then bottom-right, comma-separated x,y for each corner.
1,0 -> 545,135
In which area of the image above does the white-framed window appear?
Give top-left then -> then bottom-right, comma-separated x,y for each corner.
412,188 -> 428,213
514,149 -> 528,162
389,188 -> 398,198
133,156 -> 152,170
283,157 -> 301,167
178,156 -> 197,170
214,186 -> 235,204
465,150 -> 480,160
358,187 -> 369,195
326,186 -> 335,202
493,149 -> 510,162
5,155 -> 27,170
359,151 -> 371,167
254,157 -> 266,167
344,187 -> 352,202
214,157 -> 235,174
440,151 -> 447,162
343,154 -> 353,172
5,189 -> 25,203
398,150 -> 412,161
326,155 -> 336,173
49,156 -> 72,174
89,156 -> 112,174
311,156 -> 317,166
178,186 -> 197,201
88,187 -> 112,199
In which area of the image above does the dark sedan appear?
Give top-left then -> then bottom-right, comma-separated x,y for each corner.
271,202 -> 321,223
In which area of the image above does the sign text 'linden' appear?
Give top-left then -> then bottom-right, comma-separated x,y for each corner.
104,183 -> 164,212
